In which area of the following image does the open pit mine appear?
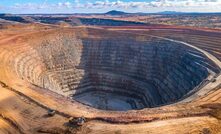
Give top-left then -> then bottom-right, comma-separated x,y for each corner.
1,24 -> 221,134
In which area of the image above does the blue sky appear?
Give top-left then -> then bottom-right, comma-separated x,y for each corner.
0,0 -> 221,14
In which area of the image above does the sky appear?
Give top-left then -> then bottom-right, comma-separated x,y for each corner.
0,0 -> 221,14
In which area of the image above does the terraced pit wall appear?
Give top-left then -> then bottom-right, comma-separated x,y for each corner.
0,28 -> 220,111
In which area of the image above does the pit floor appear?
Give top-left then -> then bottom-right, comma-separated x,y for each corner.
74,91 -> 145,111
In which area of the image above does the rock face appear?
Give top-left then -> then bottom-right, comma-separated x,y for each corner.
1,28 -> 220,111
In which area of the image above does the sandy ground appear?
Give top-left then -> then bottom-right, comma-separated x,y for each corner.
0,86 -> 70,134
85,117 -> 221,134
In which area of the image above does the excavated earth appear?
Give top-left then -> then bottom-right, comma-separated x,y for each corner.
1,24 -> 221,133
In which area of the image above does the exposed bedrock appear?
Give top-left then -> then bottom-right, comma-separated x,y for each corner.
3,30 -> 220,111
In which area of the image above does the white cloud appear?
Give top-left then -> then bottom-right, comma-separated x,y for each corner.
57,2 -> 72,8
151,0 -> 221,7
80,0 -> 221,9
8,0 -> 221,13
